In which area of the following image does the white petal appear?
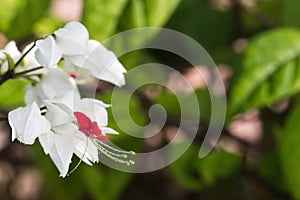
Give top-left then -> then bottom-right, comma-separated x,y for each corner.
74,133 -> 99,165
48,144 -> 70,177
46,91 -> 80,111
24,85 -> 41,105
76,98 -> 109,126
4,41 -> 21,59
8,102 -> 51,144
0,41 -> 21,73
82,44 -> 126,86
39,131 -> 55,154
53,123 -> 76,177
40,68 -> 80,100
101,127 -> 119,135
54,136 -> 74,177
64,40 -> 126,86
22,43 -> 40,69
35,36 -> 62,68
44,102 -> 73,126
54,21 -> 89,55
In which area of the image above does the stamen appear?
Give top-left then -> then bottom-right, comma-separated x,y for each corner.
91,139 -> 135,166
97,140 -> 136,155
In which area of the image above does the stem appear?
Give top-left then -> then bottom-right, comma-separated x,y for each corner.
14,66 -> 43,76
0,66 -> 43,86
14,42 -> 36,67
0,70 -> 14,86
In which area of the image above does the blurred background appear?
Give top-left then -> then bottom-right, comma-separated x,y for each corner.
1,0 -> 300,199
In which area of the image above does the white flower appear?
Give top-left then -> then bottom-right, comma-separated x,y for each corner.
34,21 -> 126,87
0,41 -> 21,73
35,36 -> 62,68
8,102 -> 51,145
38,99 -> 99,177
65,40 -> 126,87
23,68 -> 127,177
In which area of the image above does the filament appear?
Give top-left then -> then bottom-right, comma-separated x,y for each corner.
92,139 -> 135,166
97,140 -> 135,155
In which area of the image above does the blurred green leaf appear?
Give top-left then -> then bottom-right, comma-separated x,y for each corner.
82,0 -> 128,41
0,0 -> 51,40
170,143 -> 242,191
145,0 -> 181,27
169,143 -> 203,191
258,151 -> 287,191
82,0 -> 181,41
280,0 -> 300,27
228,28 -> 300,117
0,79 -> 26,109
81,166 -> 132,200
33,15 -> 65,36
166,0 -> 232,54
153,89 -> 215,123
197,149 -> 242,185
278,100 -> 300,199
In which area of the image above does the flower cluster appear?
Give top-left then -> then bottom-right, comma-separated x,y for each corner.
2,21 -> 134,177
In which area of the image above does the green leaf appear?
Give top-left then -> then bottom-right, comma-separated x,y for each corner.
82,0 -> 129,41
169,143 -> 242,191
153,89 -> 222,123
0,79 -> 26,109
280,0 -> 300,27
169,143 -> 203,191
82,0 -> 181,41
278,100 -> 300,199
258,151 -> 287,191
197,150 -> 242,185
4,52 -> 15,71
145,0 -> 181,27
228,28 -> 300,116
0,0 -> 51,40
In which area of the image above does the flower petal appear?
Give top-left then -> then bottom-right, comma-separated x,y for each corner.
40,68 -> 80,100
74,132 -> 99,165
54,21 -> 89,55
101,127 -> 119,135
39,131 -> 55,154
53,124 -> 76,177
76,98 -> 109,126
44,102 -> 73,126
35,36 -> 62,68
8,102 -> 51,144
82,41 -> 126,87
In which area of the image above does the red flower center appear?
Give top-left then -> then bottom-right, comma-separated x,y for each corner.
74,111 -> 109,141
